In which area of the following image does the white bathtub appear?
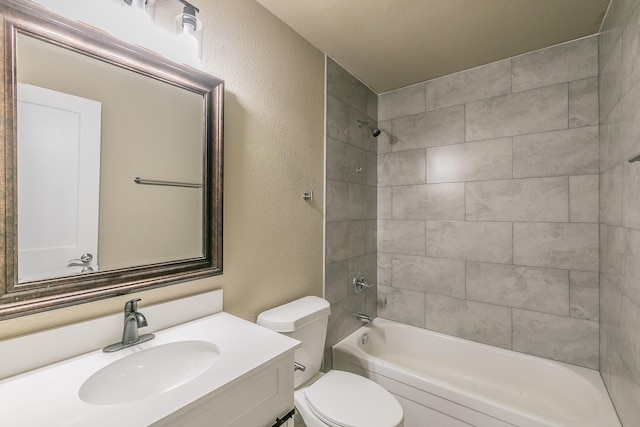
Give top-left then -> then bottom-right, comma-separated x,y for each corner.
332,318 -> 621,427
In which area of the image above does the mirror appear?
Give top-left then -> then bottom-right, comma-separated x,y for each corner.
0,0 -> 223,319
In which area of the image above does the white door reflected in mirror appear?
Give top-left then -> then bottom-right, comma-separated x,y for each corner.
17,83 -> 101,282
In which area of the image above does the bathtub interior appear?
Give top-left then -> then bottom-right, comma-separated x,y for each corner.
356,322 -> 598,422
333,319 -> 621,427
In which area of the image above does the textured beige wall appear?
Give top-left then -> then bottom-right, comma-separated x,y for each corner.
0,0 -> 324,340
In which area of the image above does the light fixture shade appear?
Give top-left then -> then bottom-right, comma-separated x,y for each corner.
176,11 -> 203,62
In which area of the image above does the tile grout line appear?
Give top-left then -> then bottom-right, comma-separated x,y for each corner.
568,175 -> 572,223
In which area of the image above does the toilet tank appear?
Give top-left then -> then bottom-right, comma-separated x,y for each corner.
257,296 -> 331,387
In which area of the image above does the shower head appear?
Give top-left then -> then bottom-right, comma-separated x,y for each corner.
357,120 -> 381,138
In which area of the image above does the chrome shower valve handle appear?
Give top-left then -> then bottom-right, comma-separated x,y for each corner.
353,273 -> 375,294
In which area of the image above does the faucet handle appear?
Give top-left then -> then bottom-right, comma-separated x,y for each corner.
124,298 -> 141,312
353,274 -> 375,294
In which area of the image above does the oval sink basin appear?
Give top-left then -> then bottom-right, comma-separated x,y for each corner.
79,340 -> 219,405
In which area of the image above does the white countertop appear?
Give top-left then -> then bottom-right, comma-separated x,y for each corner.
0,312 -> 300,426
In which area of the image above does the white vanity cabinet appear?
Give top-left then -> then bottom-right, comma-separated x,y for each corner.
154,352 -> 295,427
0,291 -> 300,427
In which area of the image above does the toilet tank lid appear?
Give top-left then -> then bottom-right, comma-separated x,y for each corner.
257,296 -> 331,332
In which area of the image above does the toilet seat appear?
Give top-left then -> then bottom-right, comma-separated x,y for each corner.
302,370 -> 403,427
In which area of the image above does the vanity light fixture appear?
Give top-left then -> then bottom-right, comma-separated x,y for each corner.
177,0 -> 203,62
123,0 -> 146,11
122,0 -> 156,21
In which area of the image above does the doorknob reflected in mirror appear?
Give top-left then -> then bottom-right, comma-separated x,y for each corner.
68,253 -> 93,265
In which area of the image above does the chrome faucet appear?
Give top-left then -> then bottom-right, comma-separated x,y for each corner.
356,312 -> 373,323
122,299 -> 148,343
103,298 -> 155,352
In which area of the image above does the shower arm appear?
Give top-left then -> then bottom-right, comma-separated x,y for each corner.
356,119 -> 381,137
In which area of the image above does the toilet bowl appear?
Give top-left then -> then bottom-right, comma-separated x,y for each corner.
257,296 -> 403,427
295,370 -> 403,427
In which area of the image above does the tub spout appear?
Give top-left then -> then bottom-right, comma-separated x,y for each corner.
356,312 -> 373,323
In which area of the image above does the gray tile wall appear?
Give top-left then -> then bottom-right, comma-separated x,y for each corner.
325,57 -> 378,354
377,36 -> 600,369
599,0 -> 640,425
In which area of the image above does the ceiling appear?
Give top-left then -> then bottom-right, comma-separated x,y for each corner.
255,0 -> 610,94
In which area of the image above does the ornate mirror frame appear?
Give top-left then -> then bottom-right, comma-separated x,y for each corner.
0,0 -> 223,319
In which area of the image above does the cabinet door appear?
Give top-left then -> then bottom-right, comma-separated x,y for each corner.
153,353 -> 295,427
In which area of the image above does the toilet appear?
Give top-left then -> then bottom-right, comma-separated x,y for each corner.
257,296 -> 404,427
